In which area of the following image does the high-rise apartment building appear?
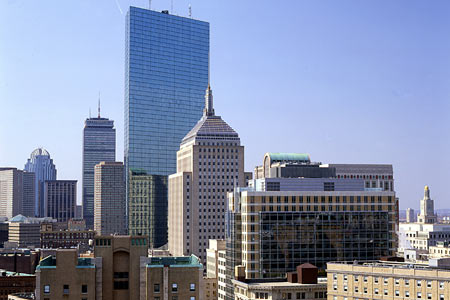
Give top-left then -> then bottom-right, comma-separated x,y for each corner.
168,86 -> 245,261
22,172 -> 35,217
125,7 -> 210,247
128,169 -> 167,247
0,168 -> 35,218
24,148 -> 57,217
43,180 -> 77,222
94,162 -> 126,235
82,112 -> 116,228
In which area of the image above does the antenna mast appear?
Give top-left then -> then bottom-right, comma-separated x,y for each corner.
189,4 -> 192,18
98,92 -> 101,118
149,0 -> 151,9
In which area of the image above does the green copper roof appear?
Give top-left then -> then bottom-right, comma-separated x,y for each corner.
147,255 -> 202,268
267,153 -> 310,162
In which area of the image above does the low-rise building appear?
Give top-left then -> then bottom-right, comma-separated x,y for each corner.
40,222 -> 95,249
7,215 -> 56,248
327,260 -> 450,300
35,235 -> 204,300
0,270 -> 35,300
232,264 -> 327,300
0,250 -> 39,274
35,249 -> 96,300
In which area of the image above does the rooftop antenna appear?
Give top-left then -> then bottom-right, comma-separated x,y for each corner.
89,107 -> 91,119
98,92 -> 101,118
189,4 -> 192,18
149,0 -> 151,9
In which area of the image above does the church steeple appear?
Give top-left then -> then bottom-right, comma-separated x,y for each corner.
203,84 -> 215,117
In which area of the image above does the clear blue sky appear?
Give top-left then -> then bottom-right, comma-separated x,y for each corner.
1,0 -> 449,209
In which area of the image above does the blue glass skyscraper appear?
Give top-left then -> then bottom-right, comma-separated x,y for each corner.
125,7 -> 209,247
24,148 -> 57,217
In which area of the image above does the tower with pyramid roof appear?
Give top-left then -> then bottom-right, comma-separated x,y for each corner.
168,85 -> 245,261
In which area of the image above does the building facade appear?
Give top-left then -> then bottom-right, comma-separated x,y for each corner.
327,260 -> 450,300
168,86 -> 245,261
40,222 -> 95,249
82,115 -> 116,228
0,168 -> 23,219
124,7 -> 210,247
36,236 -> 204,300
0,270 -> 35,300
24,148 -> 57,217
418,186 -> 437,224
94,162 -> 125,235
128,169 -> 167,247
407,208 -> 416,223
43,180 -> 77,222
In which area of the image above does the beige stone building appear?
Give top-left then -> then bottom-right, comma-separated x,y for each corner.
168,86 -> 245,261
206,239 -> 226,300
94,162 -> 126,235
327,261 -> 450,300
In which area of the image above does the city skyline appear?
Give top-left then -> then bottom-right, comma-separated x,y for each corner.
1,0 -> 449,210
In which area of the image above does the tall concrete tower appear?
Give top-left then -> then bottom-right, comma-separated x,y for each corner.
168,86 -> 245,261
418,185 -> 437,224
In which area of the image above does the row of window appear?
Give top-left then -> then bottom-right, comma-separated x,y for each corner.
43,284 -> 87,294
336,273 -> 447,289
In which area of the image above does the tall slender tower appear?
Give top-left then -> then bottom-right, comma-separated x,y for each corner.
168,86 -> 245,261
418,185 -> 437,224
124,7 -> 209,247
82,103 -> 116,228
24,148 -> 57,217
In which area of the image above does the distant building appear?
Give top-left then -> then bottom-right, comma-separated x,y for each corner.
24,148 -> 57,217
43,180 -> 76,222
399,186 -> 449,256
40,222 -> 95,249
94,162 -> 126,235
327,260 -> 450,300
418,185 -> 437,224
0,270 -> 35,300
429,241 -> 450,259
128,169 -> 167,247
7,215 -> 56,248
0,222 -> 8,247
0,249 -> 39,274
0,168 -> 34,218
406,207 -> 416,223
82,112 -> 116,228
21,173 -> 35,218
125,7 -> 210,248
168,86 -> 245,261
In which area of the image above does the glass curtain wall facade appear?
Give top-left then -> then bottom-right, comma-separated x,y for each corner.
125,7 -> 209,246
82,117 -> 116,228
128,169 -> 168,247
259,211 -> 390,277
24,148 -> 57,217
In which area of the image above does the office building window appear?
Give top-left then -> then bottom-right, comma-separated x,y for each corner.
172,283 -> 178,292
44,285 -> 50,294
82,285 -> 87,294
190,283 -> 196,291
154,284 -> 160,293
63,285 -> 69,294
